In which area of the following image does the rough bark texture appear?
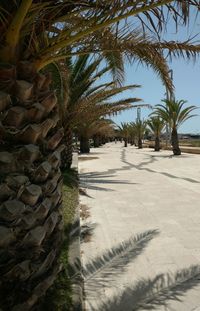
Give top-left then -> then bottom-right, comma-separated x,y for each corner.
80,136 -> 90,153
0,63 -> 64,310
154,136 -> 160,151
138,137 -> 143,149
171,128 -> 181,155
60,127 -> 73,170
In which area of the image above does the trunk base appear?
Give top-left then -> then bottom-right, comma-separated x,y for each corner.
173,148 -> 181,155
80,136 -> 90,153
138,138 -> 142,149
154,136 -> 160,151
171,128 -> 181,155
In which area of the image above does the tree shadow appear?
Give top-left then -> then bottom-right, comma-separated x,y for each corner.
78,148 -> 157,184
121,149 -> 200,184
80,170 -> 138,192
79,187 -> 93,198
82,228 -> 200,311
81,222 -> 98,242
80,183 -> 116,192
79,147 -> 198,190
99,265 -> 200,311
83,230 -> 159,296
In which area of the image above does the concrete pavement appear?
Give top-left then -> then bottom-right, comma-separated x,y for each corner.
79,143 -> 200,311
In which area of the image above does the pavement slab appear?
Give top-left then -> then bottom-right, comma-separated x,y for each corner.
79,143 -> 200,311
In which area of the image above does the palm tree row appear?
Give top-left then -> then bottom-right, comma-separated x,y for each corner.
118,120 -> 148,149
117,99 -> 197,154
49,54 -> 142,167
0,1 -> 200,309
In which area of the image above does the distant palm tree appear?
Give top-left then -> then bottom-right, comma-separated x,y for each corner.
133,120 -> 147,149
128,123 -> 137,146
118,123 -> 131,147
153,99 -> 197,155
147,117 -> 165,151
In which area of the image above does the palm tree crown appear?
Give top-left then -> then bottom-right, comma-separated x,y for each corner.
147,116 -> 165,136
154,99 -> 197,130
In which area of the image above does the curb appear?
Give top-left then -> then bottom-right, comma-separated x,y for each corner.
68,152 -> 83,311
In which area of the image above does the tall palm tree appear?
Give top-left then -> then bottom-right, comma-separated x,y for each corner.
153,99 -> 197,155
0,1 -> 200,309
57,54 -> 127,168
132,120 -> 147,149
147,117 -> 165,151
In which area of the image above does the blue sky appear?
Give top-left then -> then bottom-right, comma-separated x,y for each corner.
111,9 -> 200,133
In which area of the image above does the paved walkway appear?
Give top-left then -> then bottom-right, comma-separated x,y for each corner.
79,143 -> 200,311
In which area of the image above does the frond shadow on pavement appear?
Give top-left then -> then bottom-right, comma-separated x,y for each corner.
82,227 -> 200,311
79,169 -> 139,192
98,265 -> 200,311
83,230 -> 159,295
81,222 -> 98,242
121,149 -> 200,184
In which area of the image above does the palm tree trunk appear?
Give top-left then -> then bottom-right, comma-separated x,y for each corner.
80,136 -> 90,153
138,137 -> 143,149
124,138 -> 128,147
61,127 -> 73,170
102,136 -> 106,145
93,135 -> 100,148
171,128 -> 181,155
155,136 -> 160,151
0,63 -> 64,310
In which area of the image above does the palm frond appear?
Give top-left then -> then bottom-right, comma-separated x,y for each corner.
1,0 -> 199,67
69,54 -> 91,84
85,82 -> 114,97
147,117 -> 165,136
153,99 -> 197,129
76,84 -> 141,107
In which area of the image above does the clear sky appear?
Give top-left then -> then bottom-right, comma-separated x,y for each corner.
111,9 -> 200,134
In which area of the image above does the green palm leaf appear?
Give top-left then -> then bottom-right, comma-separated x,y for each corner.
153,99 -> 197,129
